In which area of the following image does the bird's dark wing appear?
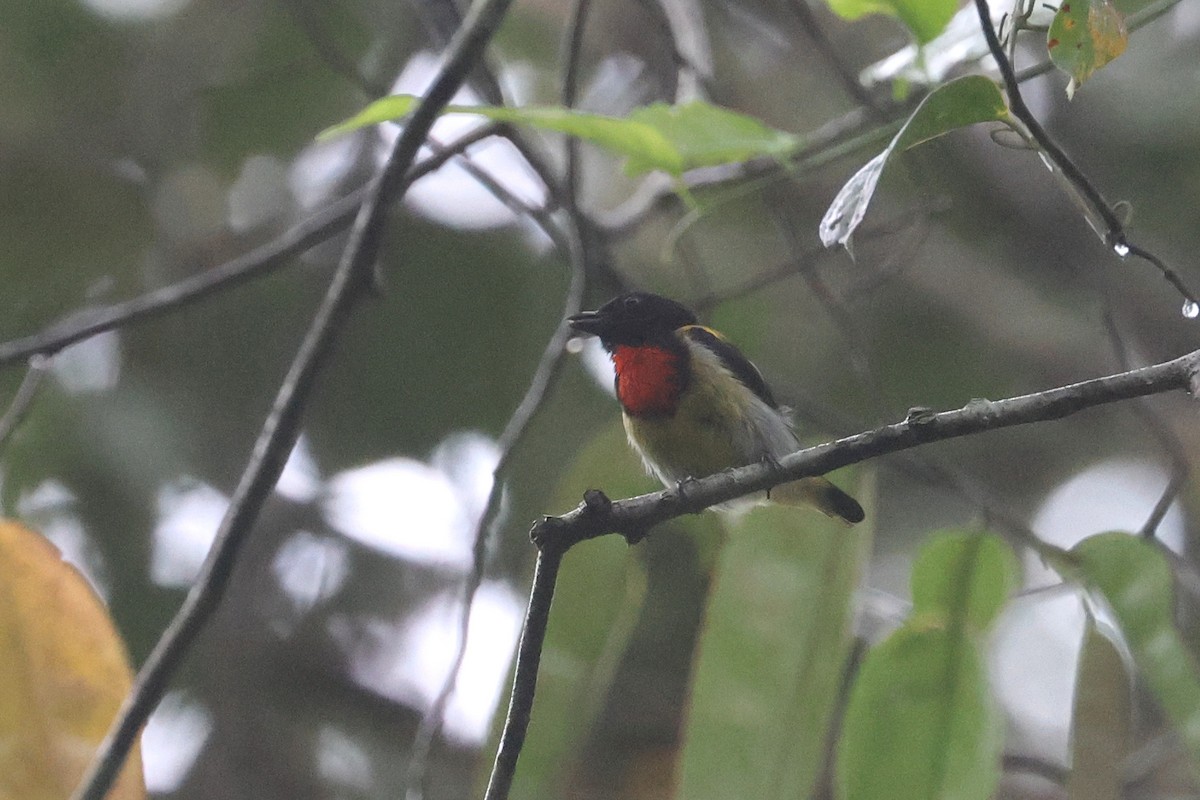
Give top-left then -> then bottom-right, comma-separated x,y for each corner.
680,324 -> 778,409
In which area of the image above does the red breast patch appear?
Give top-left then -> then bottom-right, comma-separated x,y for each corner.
612,344 -> 685,417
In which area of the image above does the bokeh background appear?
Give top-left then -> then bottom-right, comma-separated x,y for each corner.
3,0 -> 1200,797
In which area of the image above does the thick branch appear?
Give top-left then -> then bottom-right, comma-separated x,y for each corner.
481,349 -> 1200,800
541,348 -> 1200,549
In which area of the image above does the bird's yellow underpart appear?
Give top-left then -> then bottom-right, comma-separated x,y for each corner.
624,335 -> 857,522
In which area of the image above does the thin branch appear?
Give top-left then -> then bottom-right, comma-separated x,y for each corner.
1098,304 -> 1191,538
408,0 -> 508,106
972,0 -> 1199,306
979,0 -> 1118,235
644,0 -> 715,100
1003,752 -> 1068,786
545,348 -> 1200,556
70,1 -> 516,798
562,0 -> 593,206
1123,241 -> 1198,315
0,125 -> 499,369
483,542 -> 566,800
443,146 -> 558,225
0,357 -> 48,452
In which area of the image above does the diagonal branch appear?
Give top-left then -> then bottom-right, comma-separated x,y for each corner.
547,348 -> 1200,549
971,0 -> 1198,306
0,124 -> 499,369
483,542 -> 567,800
483,346 -> 1200,800
0,357 -> 49,452
70,0 -> 517,798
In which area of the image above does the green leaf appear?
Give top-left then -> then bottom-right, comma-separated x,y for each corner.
1048,0 -> 1129,99
1067,614 -> 1130,800
1071,532 -> 1200,777
678,470 -> 872,800
627,102 -> 801,172
824,0 -> 957,44
319,94 -> 419,139
320,99 -> 801,178
836,529 -> 1012,800
910,530 -> 1020,631
819,75 -> 1010,249
836,626 -> 1003,800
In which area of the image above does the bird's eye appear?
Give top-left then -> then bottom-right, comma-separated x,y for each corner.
623,295 -> 641,309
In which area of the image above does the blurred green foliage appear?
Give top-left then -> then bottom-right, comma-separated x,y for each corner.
1,0 -> 1199,798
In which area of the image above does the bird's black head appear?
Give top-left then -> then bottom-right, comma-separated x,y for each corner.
568,292 -> 698,348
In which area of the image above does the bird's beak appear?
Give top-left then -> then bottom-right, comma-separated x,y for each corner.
567,310 -> 605,336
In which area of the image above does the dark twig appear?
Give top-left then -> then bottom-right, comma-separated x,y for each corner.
1003,752 -> 1069,786
0,125 -> 499,370
1123,242 -> 1198,316
409,0 -> 508,106
0,357 -> 48,452
973,0 -> 1117,236
483,541 -> 566,800
645,0 -> 714,99
972,0 -> 1199,306
71,1 -> 516,798
562,0 -> 593,207
1098,304 -> 1191,538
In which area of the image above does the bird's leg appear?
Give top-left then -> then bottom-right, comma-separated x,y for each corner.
759,452 -> 784,500
673,475 -> 700,504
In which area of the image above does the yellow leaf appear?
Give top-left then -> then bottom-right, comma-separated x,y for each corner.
0,521 -> 144,800
1047,0 -> 1128,98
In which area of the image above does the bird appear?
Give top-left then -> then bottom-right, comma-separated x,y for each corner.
567,291 -> 864,524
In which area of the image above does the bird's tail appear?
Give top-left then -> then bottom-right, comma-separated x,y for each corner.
770,476 -> 864,524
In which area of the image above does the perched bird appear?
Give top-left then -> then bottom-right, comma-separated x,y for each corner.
568,291 -> 863,524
